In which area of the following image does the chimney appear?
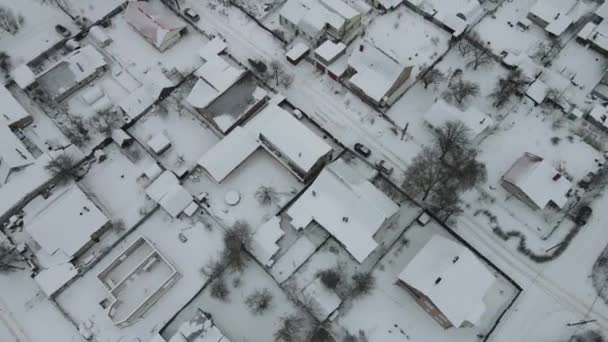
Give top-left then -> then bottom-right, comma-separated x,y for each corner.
553,173 -> 562,181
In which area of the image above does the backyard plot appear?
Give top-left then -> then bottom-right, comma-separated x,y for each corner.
128,95 -> 220,177
184,149 -> 303,228
55,209 -> 225,342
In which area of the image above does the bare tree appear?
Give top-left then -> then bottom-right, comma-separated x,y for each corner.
456,39 -> 475,57
419,68 -> 445,89
402,147 -> 447,201
466,47 -> 492,70
45,154 -> 78,184
316,268 -> 342,290
308,324 -> 334,342
274,314 -> 306,342
444,77 -> 480,105
0,6 -> 23,35
210,278 -> 230,301
343,330 -> 369,342
90,109 -> 121,136
531,37 -> 561,64
349,272 -> 375,298
245,288 -> 273,315
489,69 -> 528,108
269,60 -> 281,87
63,113 -> 90,147
222,221 -> 252,272
0,245 -> 23,273
0,51 -> 11,77
255,185 -> 279,206
433,121 -> 471,161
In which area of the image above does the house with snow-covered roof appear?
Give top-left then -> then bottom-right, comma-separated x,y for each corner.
0,123 -> 34,185
346,42 -> 413,108
398,234 -> 495,329
501,152 -> 572,211
404,0 -> 484,37
527,0 -> 577,36
286,159 -> 399,263
279,0 -> 361,46
0,84 -> 32,129
125,0 -> 187,52
23,185 -> 110,261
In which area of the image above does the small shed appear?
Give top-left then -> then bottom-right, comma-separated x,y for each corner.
89,26 -> 113,47
147,132 -> 172,155
111,129 -> 133,147
314,40 -> 346,66
286,42 -> 310,65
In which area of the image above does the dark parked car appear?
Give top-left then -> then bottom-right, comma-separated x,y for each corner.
576,206 -> 592,225
375,160 -> 393,176
354,143 -> 371,157
184,8 -> 200,22
55,24 -> 71,38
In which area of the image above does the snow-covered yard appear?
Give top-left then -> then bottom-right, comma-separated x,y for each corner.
55,209 -> 226,342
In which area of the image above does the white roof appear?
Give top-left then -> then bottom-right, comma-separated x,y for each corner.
314,40 -> 346,63
119,69 -> 175,121
423,100 -> 493,139
145,171 -> 193,217
0,84 -> 31,127
60,45 -> 107,83
111,129 -> 132,146
399,235 -> 495,328
34,262 -> 78,297
197,126 -> 260,183
159,185 -> 193,218
301,278 -> 342,321
280,0 -> 359,34
525,79 -> 549,104
320,0 -> 359,20
89,26 -> 112,45
589,105 -> 608,129
0,123 -> 33,184
286,42 -> 311,61
198,37 -> 228,59
348,43 -> 411,102
24,186 -> 109,259
529,0 -> 573,35
147,132 -> 172,154
250,217 -> 285,266
597,2 -> 608,20
248,104 -> 333,174
12,64 -> 36,89
287,159 -> 398,262
545,13 -> 573,35
125,1 -> 186,49
502,152 -> 572,209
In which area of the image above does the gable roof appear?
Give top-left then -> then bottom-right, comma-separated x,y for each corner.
287,159 -> 398,262
125,1 -> 186,49
0,123 -> 34,184
502,152 -> 572,209
399,235 -> 495,327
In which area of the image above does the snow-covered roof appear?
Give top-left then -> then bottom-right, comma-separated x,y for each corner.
0,84 -> 31,128
125,0 -> 186,50
0,123 -> 32,184
597,2 -> 608,20
111,129 -> 133,147
248,104 -> 333,175
24,185 -> 109,259
145,171 -> 193,218
347,43 -> 411,103
198,37 -> 228,59
529,0 -> 574,35
89,26 -> 112,46
166,309 -> 229,342
578,21 -> 608,53
301,278 -> 342,321
250,217 -> 285,266
287,159 -> 399,262
147,132 -> 172,154
423,100 -> 493,139
286,42 -> 311,61
12,64 -> 36,89
525,79 -> 550,104
502,152 -> 572,209
589,105 -> 608,129
398,235 -> 495,328
375,0 -> 403,10
119,69 -> 175,121
56,45 -> 106,82
280,0 -> 359,35
187,43 -> 246,110
197,126 -> 260,183
34,262 -> 78,297
314,40 -> 346,64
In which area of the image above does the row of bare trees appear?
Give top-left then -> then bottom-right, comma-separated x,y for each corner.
402,121 -> 486,217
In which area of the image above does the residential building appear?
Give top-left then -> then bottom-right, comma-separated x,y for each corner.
0,123 -> 34,185
404,0 -> 484,37
501,152 -> 572,210
367,0 -> 403,11
346,42 -> 413,108
0,84 -> 33,129
286,159 -> 399,263
279,0 -> 362,45
527,0 -> 575,36
23,185 -> 110,261
125,0 -> 187,52
398,235 -> 495,329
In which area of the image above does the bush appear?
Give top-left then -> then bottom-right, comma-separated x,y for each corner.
245,288 -> 273,315
45,154 -> 78,184
222,221 -> 252,272
274,314 -> 306,342
317,268 -> 342,290
349,272 -> 375,298
210,278 -> 230,301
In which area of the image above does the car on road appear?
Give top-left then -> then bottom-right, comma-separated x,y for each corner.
575,206 -> 592,225
375,160 -> 393,175
55,24 -> 71,38
354,143 -> 371,157
184,8 -> 200,22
